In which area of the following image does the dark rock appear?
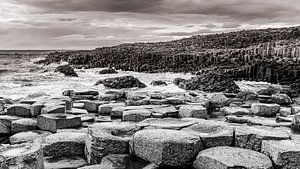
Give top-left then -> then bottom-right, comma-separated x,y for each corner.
54,65 -> 78,77
99,76 -> 146,89
176,72 -> 240,93
150,80 -> 167,86
98,68 -> 118,74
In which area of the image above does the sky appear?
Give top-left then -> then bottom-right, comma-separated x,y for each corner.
0,0 -> 299,50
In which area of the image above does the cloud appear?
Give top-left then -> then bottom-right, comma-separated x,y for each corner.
0,0 -> 299,49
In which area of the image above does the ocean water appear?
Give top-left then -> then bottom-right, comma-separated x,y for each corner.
0,51 -> 193,100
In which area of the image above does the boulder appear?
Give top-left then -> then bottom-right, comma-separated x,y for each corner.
181,120 -> 234,148
193,146 -> 273,169
131,129 -> 202,168
271,93 -> 293,105
101,76 -> 146,89
10,130 -> 51,144
11,118 -> 37,133
179,105 -> 208,119
262,140 -> 300,169
43,132 -> 87,157
0,142 -> 44,169
235,125 -> 290,151
37,114 -> 81,133
251,103 -> 280,117
98,68 -> 118,74
7,104 -> 33,118
122,109 -> 152,122
44,156 -> 87,169
207,93 -> 230,109
150,80 -> 167,86
54,65 -> 78,77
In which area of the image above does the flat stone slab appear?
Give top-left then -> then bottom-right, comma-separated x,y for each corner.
235,125 -> 290,151
139,118 -> 197,130
66,108 -> 88,115
98,103 -> 126,115
122,109 -> 152,122
152,106 -> 178,118
226,115 -> 291,127
132,129 -> 202,168
179,105 -> 208,119
193,146 -> 273,169
37,114 -> 81,132
43,132 -> 87,157
41,105 -> 66,114
262,140 -> 300,169
220,106 -> 250,115
7,104 -> 33,118
11,118 -> 37,134
181,119 -> 234,148
0,142 -> 44,169
10,130 -> 51,144
251,103 -> 280,117
44,156 -> 87,169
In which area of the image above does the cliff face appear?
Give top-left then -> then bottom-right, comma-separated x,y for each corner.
38,26 -> 300,85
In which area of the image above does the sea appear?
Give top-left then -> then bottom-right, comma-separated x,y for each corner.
0,50 -> 193,100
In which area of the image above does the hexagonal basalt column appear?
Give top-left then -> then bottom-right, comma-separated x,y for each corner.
43,132 -> 87,157
193,146 -> 273,169
37,114 -> 81,132
181,119 -> 234,148
131,129 -> 202,168
0,142 -> 44,169
262,140 -> 300,169
235,125 -> 290,152
86,122 -> 141,164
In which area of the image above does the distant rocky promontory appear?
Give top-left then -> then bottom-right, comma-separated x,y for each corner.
37,26 -> 300,91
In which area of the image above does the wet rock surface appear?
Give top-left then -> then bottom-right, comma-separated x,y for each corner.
54,65 -> 78,77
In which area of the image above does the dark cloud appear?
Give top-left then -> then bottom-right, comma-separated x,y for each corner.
13,0 -> 300,21
13,0 -> 164,13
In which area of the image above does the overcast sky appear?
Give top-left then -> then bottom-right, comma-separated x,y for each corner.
0,0 -> 299,50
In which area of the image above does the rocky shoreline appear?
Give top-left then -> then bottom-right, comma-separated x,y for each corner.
1,74 -> 300,169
